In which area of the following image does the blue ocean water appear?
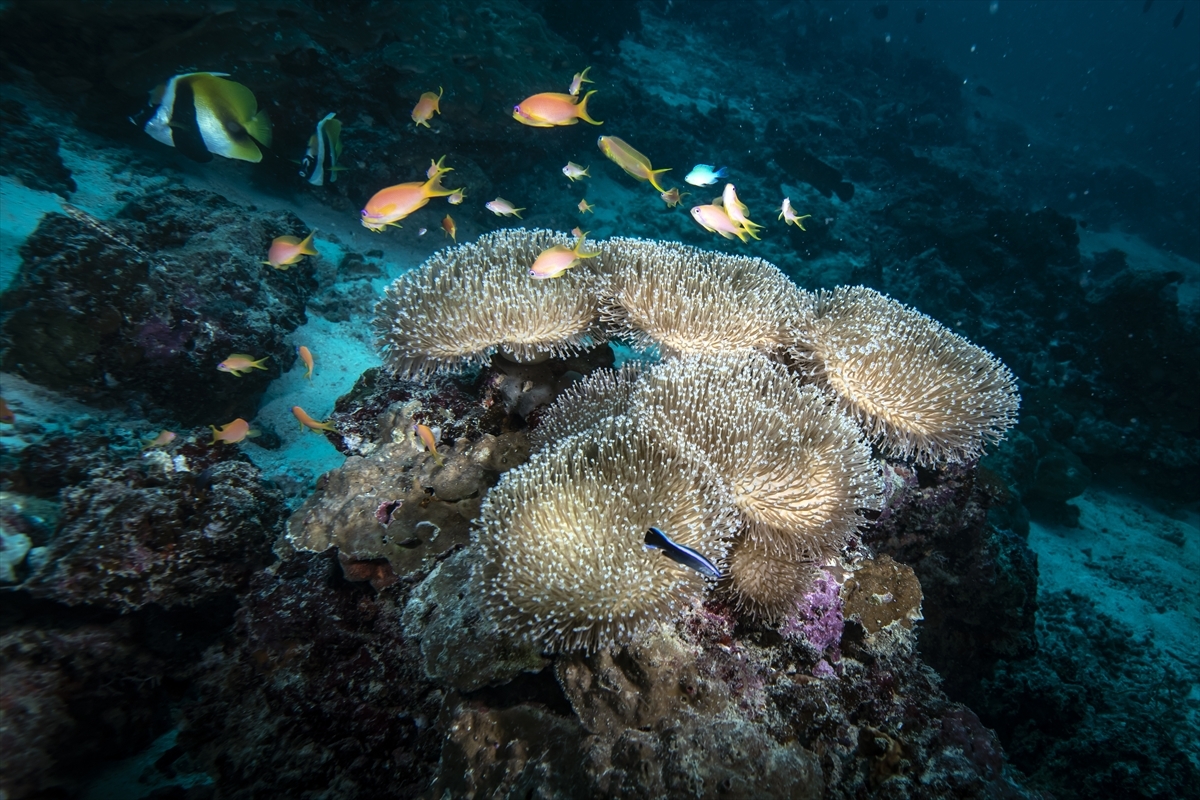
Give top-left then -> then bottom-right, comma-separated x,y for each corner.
0,1 -> 1197,798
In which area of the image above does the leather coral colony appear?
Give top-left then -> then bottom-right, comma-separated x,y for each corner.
372,229 -> 1019,650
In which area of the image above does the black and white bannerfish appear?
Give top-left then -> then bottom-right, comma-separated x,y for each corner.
644,527 -> 723,580
299,112 -> 343,186
135,72 -> 271,163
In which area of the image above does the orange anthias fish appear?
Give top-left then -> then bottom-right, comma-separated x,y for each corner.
442,214 -> 457,242
412,87 -> 443,128
721,184 -> 762,240
264,230 -> 318,269
578,198 -> 594,214
413,423 -> 445,466
218,353 -> 269,376
293,405 -> 337,432
513,90 -> 602,127
143,430 -> 177,449
426,155 -> 452,180
529,232 -> 600,280
485,197 -> 525,218
691,204 -> 751,243
210,418 -> 256,445
597,136 -> 670,192
660,188 -> 688,208
0,397 -> 15,424
568,66 -> 593,97
297,345 -> 314,379
779,197 -> 812,230
361,170 -> 458,231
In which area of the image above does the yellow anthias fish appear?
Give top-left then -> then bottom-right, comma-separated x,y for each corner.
297,345 -> 314,379
513,91 -> 602,127
485,197 -> 525,217
660,188 -> 689,208
412,87 -> 443,128
209,418 -> 258,445
691,204 -> 752,243
597,136 -> 670,193
779,198 -> 812,230
578,198 -> 595,214
361,170 -> 458,231
529,232 -> 600,280
568,66 -> 593,97
143,430 -> 176,449
721,183 -> 762,240
413,423 -> 445,466
442,214 -> 457,242
263,230 -> 318,269
217,353 -> 269,376
292,405 -> 337,432
562,161 -> 590,181
426,155 -> 453,180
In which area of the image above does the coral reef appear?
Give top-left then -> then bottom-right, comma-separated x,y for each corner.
0,187 -> 318,425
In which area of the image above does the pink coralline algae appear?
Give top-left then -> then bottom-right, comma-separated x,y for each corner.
781,569 -> 845,663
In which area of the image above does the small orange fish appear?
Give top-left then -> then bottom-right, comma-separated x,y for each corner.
529,232 -> 600,280
143,430 -> 177,449
513,91 -> 602,127
412,87 -> 443,128
577,198 -> 595,214
660,188 -> 689,208
691,204 -> 751,243
442,214 -> 457,242
210,418 -> 255,445
297,345 -> 314,379
264,230 -> 318,269
568,66 -> 593,97
218,353 -> 269,376
293,405 -> 337,432
597,136 -> 670,192
779,198 -> 812,230
426,155 -> 452,180
362,171 -> 458,231
486,197 -> 524,218
563,161 -> 590,181
0,397 -> 15,424
448,188 -> 467,205
721,183 -> 762,239
413,423 -> 445,466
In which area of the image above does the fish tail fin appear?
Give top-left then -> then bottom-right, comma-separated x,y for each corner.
298,229 -> 319,255
576,90 -> 603,125
715,167 -> 727,177
580,66 -> 592,83
209,426 -> 220,445
423,172 -> 457,198
647,168 -> 672,193
582,166 -> 591,177
513,208 -> 524,218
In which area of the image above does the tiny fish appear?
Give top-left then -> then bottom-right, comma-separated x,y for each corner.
292,405 -> 337,432
297,345 -> 314,379
644,527 -> 722,580
659,187 -> 688,207
684,164 -> 727,187
779,198 -> 811,230
418,228 -> 428,236
412,87 -> 443,128
143,430 -> 177,449
218,353 -> 269,376
442,214 -> 457,241
448,188 -> 467,205
570,226 -> 584,238
210,418 -> 257,445
577,198 -> 595,214
563,161 -> 590,181
413,422 -> 445,466
529,231 -> 600,280
426,155 -> 453,180
264,230 -> 318,269
568,66 -> 593,97
486,197 -> 525,218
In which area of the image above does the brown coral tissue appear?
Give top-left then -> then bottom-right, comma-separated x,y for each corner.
789,286 -> 1019,466
372,229 -> 606,377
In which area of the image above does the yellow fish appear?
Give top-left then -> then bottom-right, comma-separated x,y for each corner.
721,184 -> 762,239
141,72 -> 271,163
568,66 -> 593,97
529,232 -> 600,280
513,91 -> 602,127
597,136 -> 670,192
412,87 -> 443,128
413,422 -> 445,466
779,198 -> 812,230
218,353 -> 269,376
578,198 -> 595,214
264,230 -> 318,269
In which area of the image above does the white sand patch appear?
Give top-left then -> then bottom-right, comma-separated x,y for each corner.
0,176 -> 61,292
1080,227 -> 1200,321
1030,489 -> 1200,670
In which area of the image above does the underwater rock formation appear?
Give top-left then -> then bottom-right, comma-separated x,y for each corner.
0,186 -> 317,425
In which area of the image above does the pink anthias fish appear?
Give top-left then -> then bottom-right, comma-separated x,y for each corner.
568,66 -> 593,97
690,204 -> 752,243
513,91 -> 602,127
529,232 -> 600,280
411,87 -> 443,128
361,169 -> 458,231
218,353 -> 269,376
486,197 -> 525,218
779,197 -> 812,230
263,230 -> 318,269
